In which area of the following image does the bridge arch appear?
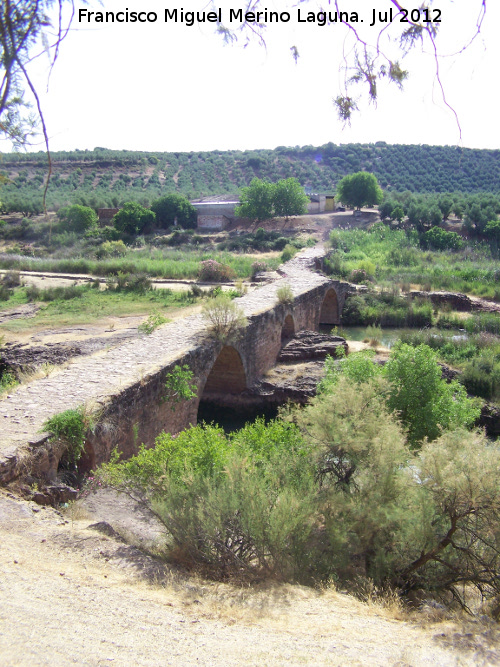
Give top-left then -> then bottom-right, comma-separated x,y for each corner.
319,287 -> 339,325
202,345 -> 247,396
281,314 -> 295,344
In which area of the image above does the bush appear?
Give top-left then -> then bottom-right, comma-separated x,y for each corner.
113,202 -> 155,236
2,271 -> 21,288
42,406 -> 92,464
422,227 -> 464,251
384,343 -> 480,446
202,295 -> 247,342
281,244 -> 298,263
276,283 -> 294,305
58,205 -> 98,235
96,240 -> 127,258
198,260 -> 236,282
97,420 -> 316,580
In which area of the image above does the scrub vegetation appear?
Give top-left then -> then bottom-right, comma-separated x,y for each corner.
95,349 -> 497,617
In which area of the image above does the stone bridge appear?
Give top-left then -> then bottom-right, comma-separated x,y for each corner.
0,248 -> 350,485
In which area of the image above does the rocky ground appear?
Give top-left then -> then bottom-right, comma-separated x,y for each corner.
1,490 -> 499,667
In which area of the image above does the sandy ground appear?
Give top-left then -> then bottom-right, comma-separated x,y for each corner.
1,491 -> 498,667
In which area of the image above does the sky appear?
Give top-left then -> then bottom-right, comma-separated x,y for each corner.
6,0 -> 500,154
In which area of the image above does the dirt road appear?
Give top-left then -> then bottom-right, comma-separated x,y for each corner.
1,492 -> 496,667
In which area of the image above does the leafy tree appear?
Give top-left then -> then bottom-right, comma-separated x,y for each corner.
272,177 -> 308,219
336,172 -> 383,210
390,205 -> 405,223
113,202 -> 155,236
235,178 -> 274,221
58,204 -> 98,234
438,196 -> 453,220
383,343 -> 480,446
484,218 -> 500,243
150,194 -> 197,229
428,205 -> 443,227
378,199 -> 394,220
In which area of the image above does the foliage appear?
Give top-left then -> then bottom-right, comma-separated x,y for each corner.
276,283 -> 294,305
58,205 -> 98,234
113,202 -> 155,236
198,259 -> 236,282
0,369 -> 17,394
272,177 -> 309,219
138,310 -> 169,335
150,194 -> 197,229
42,406 -> 91,464
340,290 -> 432,329
96,420 -> 316,579
484,218 -> 500,243
384,343 -> 480,446
95,376 -> 500,610
235,178 -> 275,221
336,172 -> 383,210
281,244 -> 298,263
202,295 -> 247,343
164,365 -> 197,407
422,227 -> 463,251
96,240 -> 128,258
3,146 -> 500,212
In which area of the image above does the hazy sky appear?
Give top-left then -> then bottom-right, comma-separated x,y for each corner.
7,0 -> 500,153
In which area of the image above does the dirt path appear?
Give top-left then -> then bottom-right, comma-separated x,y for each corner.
1,492 -> 495,667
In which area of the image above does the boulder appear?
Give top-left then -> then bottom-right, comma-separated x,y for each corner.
278,330 -> 347,362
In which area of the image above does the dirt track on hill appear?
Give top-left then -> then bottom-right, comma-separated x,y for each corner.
1,492 -> 498,667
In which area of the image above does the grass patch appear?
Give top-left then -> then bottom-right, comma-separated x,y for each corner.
0,248 -> 281,280
0,284 -> 197,333
326,224 -> 500,301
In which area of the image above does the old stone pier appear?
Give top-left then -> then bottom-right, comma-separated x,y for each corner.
0,248 -> 350,484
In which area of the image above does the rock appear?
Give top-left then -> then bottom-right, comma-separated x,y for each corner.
46,484 -> 78,503
33,491 -> 52,506
278,330 -> 348,362
477,402 -> 500,437
251,360 -> 326,404
409,290 -> 473,311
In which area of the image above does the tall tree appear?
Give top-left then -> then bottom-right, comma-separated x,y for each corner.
113,202 -> 155,236
273,177 -> 309,220
151,194 -> 197,229
336,171 -> 383,210
236,178 -> 275,222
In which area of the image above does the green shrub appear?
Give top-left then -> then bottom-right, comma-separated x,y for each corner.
280,244 -> 298,263
164,365 -> 197,407
276,283 -> 294,305
42,407 -> 91,463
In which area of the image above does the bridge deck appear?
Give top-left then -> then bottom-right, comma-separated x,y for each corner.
0,248 -> 331,481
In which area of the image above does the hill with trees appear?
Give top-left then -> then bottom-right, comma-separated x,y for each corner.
1,142 -> 500,214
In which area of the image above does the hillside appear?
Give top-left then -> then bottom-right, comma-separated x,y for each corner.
1,142 -> 500,214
